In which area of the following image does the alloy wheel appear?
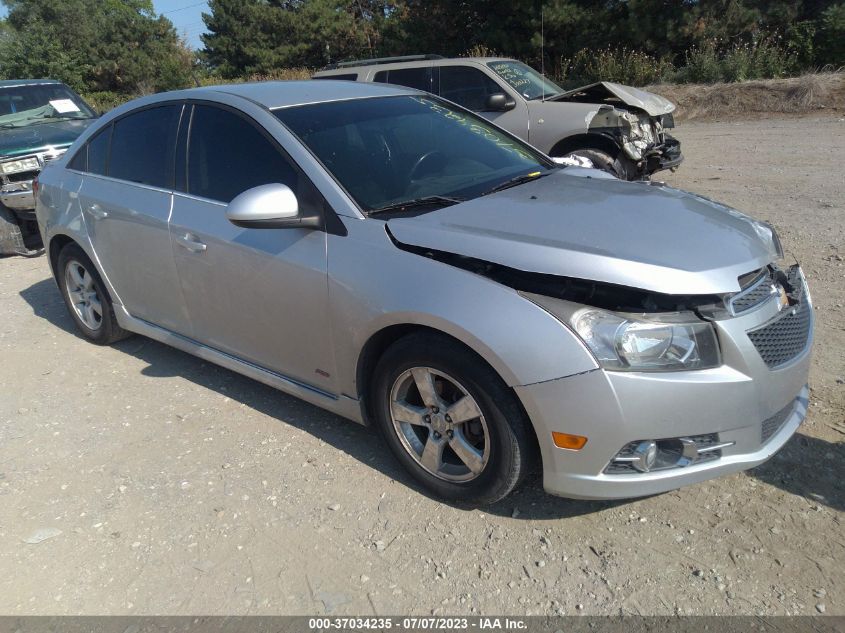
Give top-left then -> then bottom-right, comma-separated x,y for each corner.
389,367 -> 490,482
64,259 -> 103,331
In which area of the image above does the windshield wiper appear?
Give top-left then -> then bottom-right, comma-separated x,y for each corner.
370,195 -> 464,215
481,170 -> 552,196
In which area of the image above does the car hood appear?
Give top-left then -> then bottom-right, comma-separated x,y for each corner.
386,171 -> 778,296
551,81 -> 675,117
0,118 -> 94,159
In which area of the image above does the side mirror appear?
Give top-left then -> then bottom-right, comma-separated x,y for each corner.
485,93 -> 516,112
226,183 -> 320,229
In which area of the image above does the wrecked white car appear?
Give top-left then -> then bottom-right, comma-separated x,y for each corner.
313,56 -> 683,180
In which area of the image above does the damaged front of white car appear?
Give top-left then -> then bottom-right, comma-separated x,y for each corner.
486,61 -> 683,180
314,57 -> 683,181
549,81 -> 683,178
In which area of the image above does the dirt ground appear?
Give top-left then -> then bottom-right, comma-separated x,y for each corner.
1,115 -> 843,617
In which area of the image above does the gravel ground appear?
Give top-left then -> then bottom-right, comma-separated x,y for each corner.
0,115 -> 843,617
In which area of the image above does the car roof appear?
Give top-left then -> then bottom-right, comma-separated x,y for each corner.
0,79 -> 64,88
180,80 -> 419,109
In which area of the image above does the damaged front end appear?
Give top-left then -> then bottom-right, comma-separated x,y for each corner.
390,235 -> 811,370
389,234 -> 724,316
553,82 -> 683,179
587,107 -> 682,177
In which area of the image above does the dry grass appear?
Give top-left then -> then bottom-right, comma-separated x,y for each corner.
647,72 -> 845,121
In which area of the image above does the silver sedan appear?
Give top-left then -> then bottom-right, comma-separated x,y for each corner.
35,81 -> 812,504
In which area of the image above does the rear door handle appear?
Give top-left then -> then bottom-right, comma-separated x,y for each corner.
175,232 -> 207,253
88,204 -> 108,220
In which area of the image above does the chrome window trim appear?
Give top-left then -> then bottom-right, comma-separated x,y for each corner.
171,190 -> 226,207
72,171 -> 174,196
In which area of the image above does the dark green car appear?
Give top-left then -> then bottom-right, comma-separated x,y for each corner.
0,79 -> 97,256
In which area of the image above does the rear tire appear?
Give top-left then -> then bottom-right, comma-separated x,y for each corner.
371,332 -> 537,505
57,243 -> 130,345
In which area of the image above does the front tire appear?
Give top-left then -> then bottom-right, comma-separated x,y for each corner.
563,148 -> 622,178
57,243 -> 130,345
0,203 -> 32,256
371,333 -> 537,505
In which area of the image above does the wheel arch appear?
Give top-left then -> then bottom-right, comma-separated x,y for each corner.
549,133 -> 620,158
48,233 -> 76,280
47,231 -> 122,307
355,323 -> 543,468
356,323 -> 518,423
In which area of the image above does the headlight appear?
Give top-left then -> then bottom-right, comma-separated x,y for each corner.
523,293 -> 721,372
0,157 -> 40,175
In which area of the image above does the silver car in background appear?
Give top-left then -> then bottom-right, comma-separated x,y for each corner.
35,81 -> 812,504
313,55 -> 683,180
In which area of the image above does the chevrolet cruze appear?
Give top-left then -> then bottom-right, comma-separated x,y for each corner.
35,81 -> 813,504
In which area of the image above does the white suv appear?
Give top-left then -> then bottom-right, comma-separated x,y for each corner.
314,55 -> 683,180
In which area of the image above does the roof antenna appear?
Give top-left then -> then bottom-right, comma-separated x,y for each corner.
541,6 -> 546,102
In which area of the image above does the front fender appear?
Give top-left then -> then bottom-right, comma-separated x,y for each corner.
527,101 -> 603,154
329,218 -> 598,399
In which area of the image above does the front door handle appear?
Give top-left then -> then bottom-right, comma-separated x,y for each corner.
88,204 -> 108,220
175,233 -> 207,253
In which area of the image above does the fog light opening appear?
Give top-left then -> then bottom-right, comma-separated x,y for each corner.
605,433 -> 732,475
632,440 -> 658,472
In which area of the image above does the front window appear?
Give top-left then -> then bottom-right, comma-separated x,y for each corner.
0,83 -> 96,129
487,60 -> 563,101
437,66 -> 504,111
274,95 -> 552,213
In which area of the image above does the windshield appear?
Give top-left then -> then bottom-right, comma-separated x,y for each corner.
0,84 -> 96,129
488,60 -> 564,101
275,95 -> 552,213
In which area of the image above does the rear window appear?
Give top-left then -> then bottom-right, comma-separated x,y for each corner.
109,105 -> 182,188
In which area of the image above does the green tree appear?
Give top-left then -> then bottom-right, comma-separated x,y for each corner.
202,0 -> 398,76
816,2 -> 845,65
0,0 -> 193,94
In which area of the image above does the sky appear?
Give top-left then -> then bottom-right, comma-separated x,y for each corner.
153,0 -> 210,49
0,0 -> 210,49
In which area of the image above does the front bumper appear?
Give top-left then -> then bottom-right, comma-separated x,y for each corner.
648,134 -> 683,173
0,185 -> 36,211
515,267 -> 813,500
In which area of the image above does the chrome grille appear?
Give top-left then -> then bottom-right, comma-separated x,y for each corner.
762,402 -> 793,444
747,268 -> 811,369
730,268 -> 776,314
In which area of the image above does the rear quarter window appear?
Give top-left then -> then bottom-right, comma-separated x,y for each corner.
86,125 -> 112,176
